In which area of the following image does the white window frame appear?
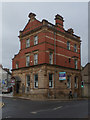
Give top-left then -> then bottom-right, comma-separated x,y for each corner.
34,36 -> 38,45
26,55 -> 30,67
67,41 -> 70,50
34,74 -> 38,88
49,52 -> 53,64
49,73 -> 53,88
26,38 -> 30,48
34,54 -> 38,65
67,76 -> 71,88
74,44 -> 77,52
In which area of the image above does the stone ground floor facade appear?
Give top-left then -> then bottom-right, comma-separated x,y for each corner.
12,64 -> 81,99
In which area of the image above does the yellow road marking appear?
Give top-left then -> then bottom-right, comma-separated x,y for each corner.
0,102 -> 4,109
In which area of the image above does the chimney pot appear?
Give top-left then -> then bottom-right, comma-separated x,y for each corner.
55,14 -> 64,22
28,12 -> 36,20
67,28 -> 74,34
42,19 -> 48,25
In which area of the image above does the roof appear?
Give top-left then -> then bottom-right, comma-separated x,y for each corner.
0,65 -> 11,75
82,63 -> 90,71
19,12 -> 81,42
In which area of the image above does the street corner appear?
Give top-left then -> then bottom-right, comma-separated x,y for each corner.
0,102 -> 4,108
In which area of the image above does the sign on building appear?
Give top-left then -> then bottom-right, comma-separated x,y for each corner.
59,72 -> 66,80
2,80 -> 5,84
10,79 -> 15,86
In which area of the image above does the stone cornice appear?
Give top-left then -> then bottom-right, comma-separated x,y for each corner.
12,63 -> 81,71
19,24 -> 81,43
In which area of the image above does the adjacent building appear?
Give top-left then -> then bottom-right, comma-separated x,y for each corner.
12,13 -> 81,99
81,63 -> 90,98
0,64 -> 11,88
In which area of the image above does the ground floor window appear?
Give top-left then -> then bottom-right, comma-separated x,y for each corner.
75,76 -> 78,88
34,74 -> 38,88
49,73 -> 53,88
67,75 -> 71,88
26,75 -> 30,92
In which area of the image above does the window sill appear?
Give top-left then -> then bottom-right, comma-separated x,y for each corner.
34,88 -> 38,89
34,44 -> 38,46
49,87 -> 53,89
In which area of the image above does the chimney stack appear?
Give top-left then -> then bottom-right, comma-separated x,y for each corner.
28,12 -> 36,20
67,28 -> 74,34
55,14 -> 64,31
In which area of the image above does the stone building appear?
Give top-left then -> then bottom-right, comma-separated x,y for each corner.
81,63 -> 90,97
12,13 -> 81,99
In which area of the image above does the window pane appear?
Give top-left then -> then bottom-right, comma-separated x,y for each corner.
26,56 -> 30,66
67,76 -> 71,88
34,36 -> 38,45
75,59 -> 77,69
26,75 -> 30,88
67,41 -> 70,50
34,74 -> 38,88
75,77 -> 78,88
34,54 -> 38,65
74,44 -> 77,52
16,63 -> 19,68
49,81 -> 52,87
49,73 -> 53,88
49,53 -> 53,64
26,39 -> 30,48
49,74 -> 52,80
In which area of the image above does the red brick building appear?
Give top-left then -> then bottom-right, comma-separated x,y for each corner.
12,13 -> 81,99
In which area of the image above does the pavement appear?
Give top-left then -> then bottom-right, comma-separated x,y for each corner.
0,92 -> 13,98
0,92 -> 88,101
0,92 -> 90,101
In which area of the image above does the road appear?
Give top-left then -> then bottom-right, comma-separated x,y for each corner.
2,97 -> 89,119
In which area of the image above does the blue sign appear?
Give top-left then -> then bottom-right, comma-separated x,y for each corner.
2,80 -> 5,84
59,72 -> 66,80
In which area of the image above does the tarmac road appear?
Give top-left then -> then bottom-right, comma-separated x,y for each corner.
2,97 -> 89,119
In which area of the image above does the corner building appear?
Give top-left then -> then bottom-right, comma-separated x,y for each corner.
12,13 -> 81,99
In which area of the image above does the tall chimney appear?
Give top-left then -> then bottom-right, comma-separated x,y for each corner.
55,14 -> 64,31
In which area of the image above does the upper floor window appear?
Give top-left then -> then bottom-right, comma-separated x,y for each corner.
74,44 -> 77,52
49,52 -> 53,64
74,59 -> 78,69
16,63 -> 19,69
34,74 -> 38,88
26,39 -> 30,48
26,55 -> 30,67
34,36 -> 38,45
49,73 -> 53,88
67,75 -> 71,88
67,41 -> 70,50
74,76 -> 78,88
34,54 -> 38,65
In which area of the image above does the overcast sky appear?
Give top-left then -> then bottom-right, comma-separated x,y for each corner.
0,2 -> 88,70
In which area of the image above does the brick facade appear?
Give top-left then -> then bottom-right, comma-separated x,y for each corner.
12,13 -> 81,99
